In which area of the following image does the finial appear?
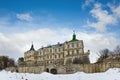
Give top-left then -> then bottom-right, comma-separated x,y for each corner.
73,30 -> 75,34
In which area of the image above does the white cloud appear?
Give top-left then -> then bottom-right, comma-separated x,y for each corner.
82,0 -> 95,9
0,28 -> 72,60
16,13 -> 33,21
82,0 -> 120,32
0,33 -> 22,59
0,28 -> 118,63
112,6 -> 120,18
77,32 -> 118,63
88,3 -> 117,32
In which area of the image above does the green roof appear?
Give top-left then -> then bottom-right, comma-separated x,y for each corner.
69,31 -> 79,42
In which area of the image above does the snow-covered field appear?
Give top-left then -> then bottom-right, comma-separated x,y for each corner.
0,68 -> 120,80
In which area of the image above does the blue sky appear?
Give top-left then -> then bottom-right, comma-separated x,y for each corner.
0,0 -> 119,33
0,0 -> 120,62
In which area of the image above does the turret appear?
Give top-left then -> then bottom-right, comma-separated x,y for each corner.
30,44 -> 35,51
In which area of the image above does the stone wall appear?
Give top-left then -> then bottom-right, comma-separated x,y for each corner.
5,63 -> 120,74
79,63 -> 120,73
18,66 -> 45,73
5,67 -> 18,72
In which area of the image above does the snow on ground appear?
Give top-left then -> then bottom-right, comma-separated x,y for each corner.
0,68 -> 120,80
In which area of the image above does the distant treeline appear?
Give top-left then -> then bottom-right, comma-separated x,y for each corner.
0,56 -> 16,70
96,45 -> 120,63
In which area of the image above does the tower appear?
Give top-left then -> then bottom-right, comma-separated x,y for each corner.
24,43 -> 38,66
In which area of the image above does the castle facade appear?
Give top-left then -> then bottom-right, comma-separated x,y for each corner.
23,32 -> 90,74
24,32 -> 90,66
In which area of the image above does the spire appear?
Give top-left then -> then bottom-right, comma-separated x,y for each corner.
30,42 -> 35,51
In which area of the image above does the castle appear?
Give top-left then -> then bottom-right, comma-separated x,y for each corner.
22,32 -> 90,74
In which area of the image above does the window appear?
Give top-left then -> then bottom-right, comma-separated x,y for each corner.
76,43 -> 79,47
55,49 -> 57,53
68,44 -> 69,48
55,55 -> 57,58
72,43 -> 74,48
77,50 -> 79,54
72,50 -> 74,55
59,48 -> 61,52
67,51 -> 70,56
50,49 -> 52,53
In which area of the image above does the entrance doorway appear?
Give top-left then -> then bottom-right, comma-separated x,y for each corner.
50,68 -> 57,74
45,68 -> 49,72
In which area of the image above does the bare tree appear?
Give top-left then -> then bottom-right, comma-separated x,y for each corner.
73,58 -> 79,64
0,56 -> 16,69
7,58 -> 15,67
96,49 -> 110,63
83,56 -> 90,64
1,56 -> 9,69
95,45 -> 120,63
73,58 -> 83,64
114,45 -> 120,55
